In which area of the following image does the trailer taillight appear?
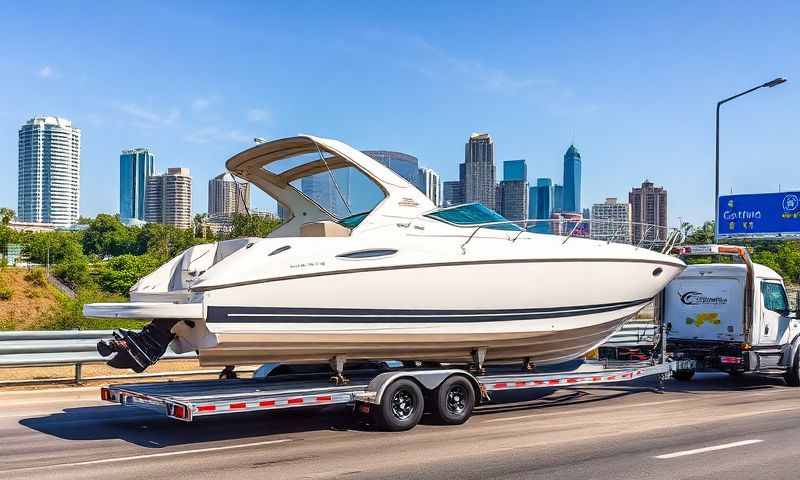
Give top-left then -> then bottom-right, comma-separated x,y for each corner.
100,387 -> 110,401
171,404 -> 188,419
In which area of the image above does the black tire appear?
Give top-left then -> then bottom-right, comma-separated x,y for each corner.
673,369 -> 695,381
430,376 -> 475,425
784,350 -> 800,387
377,379 -> 424,431
727,370 -> 745,377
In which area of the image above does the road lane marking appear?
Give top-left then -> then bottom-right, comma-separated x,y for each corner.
0,438 -> 293,473
655,439 -> 763,459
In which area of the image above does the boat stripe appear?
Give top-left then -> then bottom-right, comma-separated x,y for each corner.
207,298 -> 650,323
191,258 -> 683,293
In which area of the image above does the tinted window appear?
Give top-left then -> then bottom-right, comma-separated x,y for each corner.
761,282 -> 789,314
427,203 -> 522,231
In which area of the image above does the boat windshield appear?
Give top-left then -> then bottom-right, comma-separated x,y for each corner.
426,203 -> 522,231
337,211 -> 371,229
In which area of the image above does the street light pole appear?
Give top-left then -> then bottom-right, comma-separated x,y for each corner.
714,77 -> 786,243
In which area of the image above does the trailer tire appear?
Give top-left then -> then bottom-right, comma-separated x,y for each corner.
377,379 -> 424,431
430,375 -> 475,425
784,350 -> 800,387
673,369 -> 695,381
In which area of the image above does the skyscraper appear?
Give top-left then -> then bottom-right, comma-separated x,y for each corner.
119,148 -> 155,222
562,145 -> 581,213
464,133 -> 496,210
498,159 -> 528,222
591,197 -> 632,244
416,167 -> 442,207
208,172 -> 250,216
552,184 -> 564,213
528,178 -> 554,233
18,116 -> 81,227
503,159 -> 527,182
145,168 -> 192,229
442,181 -> 464,207
363,151 -> 419,184
629,180 -> 668,243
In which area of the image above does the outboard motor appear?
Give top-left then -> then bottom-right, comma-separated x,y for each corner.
97,320 -> 179,373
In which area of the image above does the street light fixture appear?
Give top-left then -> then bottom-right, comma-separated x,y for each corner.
714,77 -> 786,242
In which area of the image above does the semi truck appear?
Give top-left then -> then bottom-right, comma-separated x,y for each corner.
666,245 -> 800,384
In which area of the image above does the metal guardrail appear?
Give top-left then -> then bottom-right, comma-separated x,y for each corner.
0,330 -> 197,384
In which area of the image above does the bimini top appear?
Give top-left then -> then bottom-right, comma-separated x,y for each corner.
224,135 -> 435,237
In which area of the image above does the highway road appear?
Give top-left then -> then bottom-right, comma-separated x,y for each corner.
1,372 -> 799,479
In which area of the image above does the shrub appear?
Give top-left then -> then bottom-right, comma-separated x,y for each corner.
24,267 -> 48,287
54,257 -> 93,289
0,286 -> 12,300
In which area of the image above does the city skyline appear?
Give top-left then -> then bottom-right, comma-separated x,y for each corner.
1,3 -> 797,225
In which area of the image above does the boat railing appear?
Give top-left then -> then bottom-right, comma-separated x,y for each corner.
458,217 -> 684,254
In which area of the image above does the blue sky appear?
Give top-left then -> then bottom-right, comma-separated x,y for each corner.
0,1 -> 797,225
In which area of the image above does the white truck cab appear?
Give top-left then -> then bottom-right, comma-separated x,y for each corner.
665,245 -> 800,384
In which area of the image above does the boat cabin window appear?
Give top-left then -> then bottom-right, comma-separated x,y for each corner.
761,282 -> 789,315
426,203 -> 522,231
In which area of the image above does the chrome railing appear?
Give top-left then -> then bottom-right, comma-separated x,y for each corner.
458,217 -> 684,254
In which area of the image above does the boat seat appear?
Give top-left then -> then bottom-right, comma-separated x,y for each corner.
300,221 -> 351,237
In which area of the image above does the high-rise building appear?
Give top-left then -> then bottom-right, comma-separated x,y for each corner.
591,197 -> 632,244
528,178 -> 554,233
499,180 -> 528,222
119,148 -> 155,222
442,181 -> 464,207
503,159 -> 527,182
464,133 -> 496,210
498,159 -> 528,222
629,180 -> 668,243
552,184 -> 564,213
17,116 -> 81,227
145,168 -> 192,229
562,145 -> 581,213
416,167 -> 442,207
208,172 -> 250,217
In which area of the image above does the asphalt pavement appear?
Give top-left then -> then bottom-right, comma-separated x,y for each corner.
1,372 -> 799,479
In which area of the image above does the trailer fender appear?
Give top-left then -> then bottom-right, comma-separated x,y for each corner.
366,370 -> 481,406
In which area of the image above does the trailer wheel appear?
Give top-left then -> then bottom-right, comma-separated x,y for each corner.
784,350 -> 800,387
430,375 -> 475,425
377,379 -> 424,431
673,368 -> 695,381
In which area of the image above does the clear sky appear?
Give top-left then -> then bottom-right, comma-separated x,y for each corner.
0,1 -> 797,225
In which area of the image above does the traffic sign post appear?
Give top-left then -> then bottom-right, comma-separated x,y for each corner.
717,191 -> 800,239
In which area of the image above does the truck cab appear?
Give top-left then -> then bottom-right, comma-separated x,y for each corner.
665,245 -> 800,383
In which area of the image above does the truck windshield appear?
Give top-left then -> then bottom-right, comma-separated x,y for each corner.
761,282 -> 790,315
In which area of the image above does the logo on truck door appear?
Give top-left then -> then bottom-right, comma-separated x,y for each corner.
679,291 -> 728,306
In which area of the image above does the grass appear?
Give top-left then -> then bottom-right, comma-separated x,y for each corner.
0,268 -> 146,331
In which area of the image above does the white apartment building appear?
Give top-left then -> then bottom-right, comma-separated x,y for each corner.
590,197 -> 632,244
18,116 -> 81,227
417,167 -> 442,207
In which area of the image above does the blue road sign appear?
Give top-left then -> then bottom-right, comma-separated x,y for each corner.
718,191 -> 800,238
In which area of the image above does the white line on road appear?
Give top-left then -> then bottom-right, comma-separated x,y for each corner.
0,438 -> 293,474
655,439 -> 763,459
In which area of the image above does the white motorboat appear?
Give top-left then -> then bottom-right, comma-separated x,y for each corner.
85,135 -> 685,374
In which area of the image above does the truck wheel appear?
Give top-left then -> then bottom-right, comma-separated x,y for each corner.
377,379 -> 424,431
673,369 -> 695,381
430,376 -> 475,425
784,350 -> 800,387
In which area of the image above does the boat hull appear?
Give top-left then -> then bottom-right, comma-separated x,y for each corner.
196,300 -> 650,366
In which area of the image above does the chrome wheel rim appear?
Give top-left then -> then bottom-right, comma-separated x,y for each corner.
391,389 -> 414,420
446,385 -> 467,415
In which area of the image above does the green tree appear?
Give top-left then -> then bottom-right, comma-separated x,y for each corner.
229,213 -> 282,239
54,256 -> 93,289
94,254 -> 163,295
82,214 -> 138,257
0,208 -> 15,225
685,221 -> 715,245
193,213 -> 208,238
